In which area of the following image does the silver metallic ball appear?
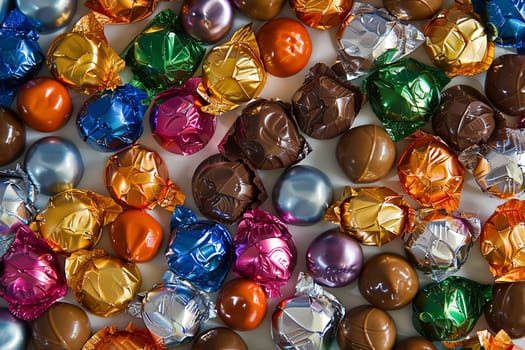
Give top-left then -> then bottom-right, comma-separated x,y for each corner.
0,308 -> 29,350
181,0 -> 234,44
15,0 -> 76,33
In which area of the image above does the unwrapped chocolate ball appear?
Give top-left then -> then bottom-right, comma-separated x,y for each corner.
0,108 -> 25,166
192,327 -> 247,350
485,282 -> 525,339
485,54 -> 525,116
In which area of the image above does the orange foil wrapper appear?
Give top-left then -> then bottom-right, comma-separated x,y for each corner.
397,131 -> 465,212
197,24 -> 267,115
480,199 -> 525,282
31,189 -> 122,255
478,330 -> 522,350
290,0 -> 353,30
46,12 -> 125,94
85,0 -> 159,24
324,186 -> 415,246
83,322 -> 163,350
65,249 -> 142,317
104,143 -> 185,210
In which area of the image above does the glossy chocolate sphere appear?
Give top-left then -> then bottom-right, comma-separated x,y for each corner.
181,0 -> 234,44
0,107 -> 25,166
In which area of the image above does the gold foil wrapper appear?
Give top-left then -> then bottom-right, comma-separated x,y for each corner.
104,144 -> 185,210
83,322 -> 163,350
85,0 -> 159,24
324,186 -> 415,246
47,12 -> 125,94
398,131 -> 465,212
290,0 -> 352,30
197,24 -> 267,115
65,249 -> 142,317
31,189 -> 122,254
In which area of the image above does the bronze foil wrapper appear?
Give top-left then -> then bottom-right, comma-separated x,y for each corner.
290,0 -> 353,30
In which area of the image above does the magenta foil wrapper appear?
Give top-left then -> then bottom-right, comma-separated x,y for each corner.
0,222 -> 66,320
233,208 -> 297,298
150,77 -> 216,156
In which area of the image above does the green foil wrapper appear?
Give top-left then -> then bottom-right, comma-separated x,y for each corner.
122,9 -> 205,101
362,58 -> 451,141
412,276 -> 492,341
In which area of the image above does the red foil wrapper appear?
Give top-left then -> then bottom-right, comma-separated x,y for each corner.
85,0 -> 159,24
83,322 -> 163,350
0,222 -> 66,321
397,131 -> 465,212
290,0 -> 353,30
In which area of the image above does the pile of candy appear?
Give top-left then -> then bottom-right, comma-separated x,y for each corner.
2,0 -> 525,349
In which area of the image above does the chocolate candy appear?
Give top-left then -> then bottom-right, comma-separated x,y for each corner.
337,305 -> 396,350
192,327 -> 247,350
485,54 -> 525,116
85,0 -> 158,23
384,0 -> 442,20
220,99 -> 310,170
394,337 -> 437,350
290,0 -> 352,29
0,308 -> 29,350
181,0 -> 234,44
192,154 -> 266,223
31,302 -> 91,350
82,323 -> 160,350
336,124 -> 396,183
0,107 -> 25,166
485,282 -> 525,339
231,0 -> 285,20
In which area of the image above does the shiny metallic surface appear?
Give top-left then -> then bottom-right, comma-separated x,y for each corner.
15,0 -> 76,33
181,0 -> 234,44
0,0 -> 9,24
0,308 -> 29,350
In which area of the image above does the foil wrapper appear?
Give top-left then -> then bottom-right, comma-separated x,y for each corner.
166,205 -> 233,293
334,2 -> 425,81
104,143 -> 185,210
362,58 -> 450,141
271,272 -> 345,349
324,186 -> 415,246
384,0 -> 443,21
0,222 -> 67,321
83,322 -> 162,350
85,0 -> 159,24
233,208 -> 297,298
0,166 -> 37,229
65,249 -> 142,317
197,24 -> 267,115
122,9 -> 205,100
403,209 -> 481,282
290,0 -> 352,30
77,84 -> 147,152
398,131 -> 465,212
412,276 -> 492,341
150,77 -> 216,156
31,189 -> 123,254
477,330 -> 523,350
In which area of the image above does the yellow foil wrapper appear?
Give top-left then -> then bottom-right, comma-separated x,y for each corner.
423,3 -> 494,76
197,24 -> 267,115
290,0 -> 353,30
398,131 -> 465,212
480,199 -> 525,282
31,189 -> 122,254
65,249 -> 142,317
83,322 -> 163,350
324,186 -> 415,246
47,12 -> 125,94
104,144 -> 185,210
85,0 -> 159,24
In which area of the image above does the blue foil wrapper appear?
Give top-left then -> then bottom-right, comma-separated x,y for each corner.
77,84 -> 147,152
166,205 -> 233,293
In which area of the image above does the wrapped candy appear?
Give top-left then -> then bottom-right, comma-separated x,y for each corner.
85,0 -> 159,24
197,24 -> 267,115
362,59 -> 450,141
31,189 -> 123,254
219,99 -> 311,170
334,2 -> 425,81
233,208 -> 297,298
0,222 -> 67,321
384,0 -> 442,20
398,131 -> 465,212
65,249 -> 142,317
324,186 -> 415,246
166,205 -> 233,293
0,166 -> 37,228
149,77 -> 216,156
77,84 -> 147,152
290,0 -> 352,30
403,209 -> 481,282
412,276 -> 492,341
477,330 -> 523,350
104,143 -> 186,210
122,9 -> 205,100
0,308 -> 29,349
83,322 -> 162,350
271,272 -> 345,349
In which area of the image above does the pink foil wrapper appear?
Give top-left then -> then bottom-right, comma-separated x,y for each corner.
0,222 -> 67,320
233,208 -> 297,298
150,77 -> 216,156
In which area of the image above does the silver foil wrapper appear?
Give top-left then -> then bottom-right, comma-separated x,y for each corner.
403,209 -> 481,282
271,272 -> 344,350
333,2 -> 425,81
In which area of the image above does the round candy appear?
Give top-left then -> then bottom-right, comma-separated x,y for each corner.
358,253 -> 419,310
306,229 -> 363,288
0,107 -> 25,166
109,209 -> 163,263
192,327 -> 248,350
23,136 -> 84,196
485,281 -> 525,339
15,0 -> 76,32
31,302 -> 91,350
82,323 -> 159,350
216,278 -> 267,331
384,0 -> 442,20
394,337 -> 437,350
17,78 -> 71,132
485,54 -> 525,116
336,124 -> 396,183
232,0 -> 285,20
181,0 -> 234,44
256,18 -> 312,77
272,165 -> 332,225
290,0 -> 352,30
0,308 -> 29,350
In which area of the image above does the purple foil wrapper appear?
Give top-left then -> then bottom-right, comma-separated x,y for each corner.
233,208 -> 297,298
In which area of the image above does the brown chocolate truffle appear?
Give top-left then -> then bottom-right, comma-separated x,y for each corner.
384,0 -> 443,21
485,54 -> 525,116
192,327 -> 248,350
395,337 -> 437,350
31,302 -> 92,350
358,253 -> 419,310
0,107 -> 25,166
336,124 -> 396,183
485,281 -> 525,339
337,305 -> 396,350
